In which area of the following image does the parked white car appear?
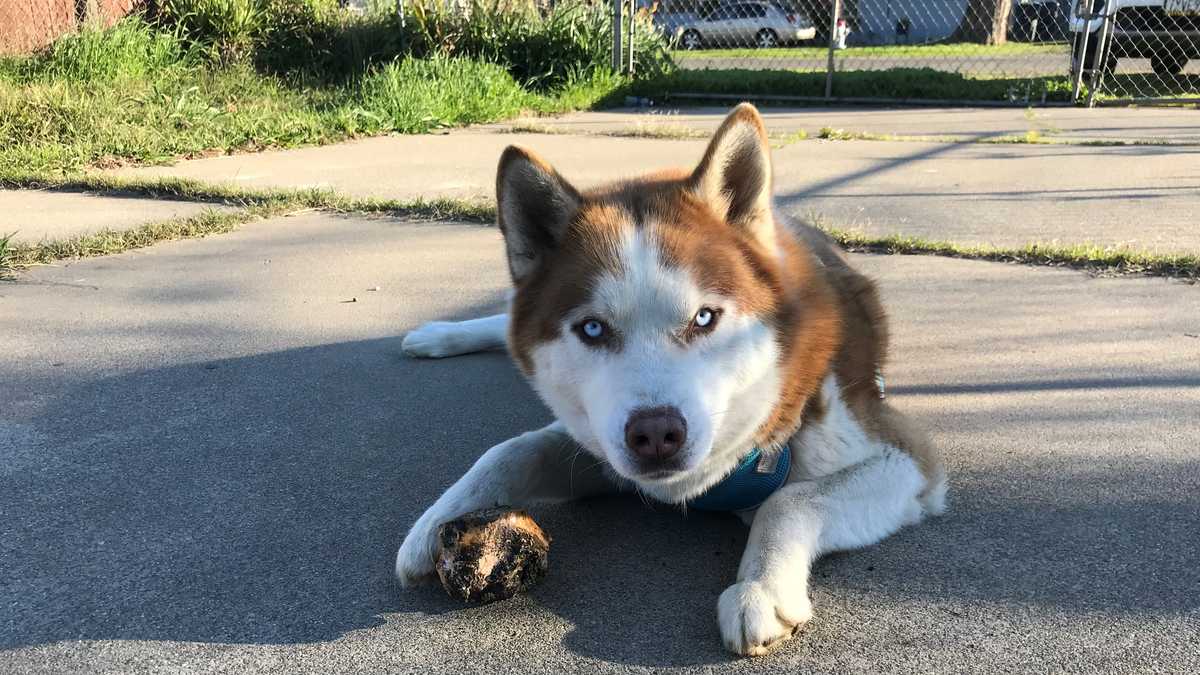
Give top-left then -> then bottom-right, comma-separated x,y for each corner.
675,2 -> 817,49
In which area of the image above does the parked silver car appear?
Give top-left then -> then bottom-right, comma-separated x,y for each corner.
675,2 -> 817,49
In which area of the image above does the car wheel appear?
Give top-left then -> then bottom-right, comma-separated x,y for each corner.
755,29 -> 778,49
1150,54 -> 1187,76
681,30 -> 702,50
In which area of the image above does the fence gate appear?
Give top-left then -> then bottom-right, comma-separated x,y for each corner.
618,0 -> 1200,106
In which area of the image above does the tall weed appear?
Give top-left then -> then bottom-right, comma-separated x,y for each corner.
348,55 -> 535,133
27,19 -> 188,82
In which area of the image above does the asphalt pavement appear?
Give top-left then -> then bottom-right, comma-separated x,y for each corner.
2,212 -> 1198,673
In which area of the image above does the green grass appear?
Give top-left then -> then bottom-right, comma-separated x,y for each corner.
814,126 -> 1044,143
630,67 -> 1075,103
812,126 -> 1179,146
1090,74 -> 1200,103
2,208 -> 256,278
0,232 -> 13,274
824,228 -> 1200,281
676,42 -> 1067,60
0,173 -> 496,220
0,42 -> 627,176
29,18 -> 189,80
0,176 -> 495,278
0,13 -> 641,177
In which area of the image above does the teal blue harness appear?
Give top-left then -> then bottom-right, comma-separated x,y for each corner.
687,446 -> 792,513
684,369 -> 884,513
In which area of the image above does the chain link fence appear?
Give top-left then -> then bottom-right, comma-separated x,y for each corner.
1073,0 -> 1200,103
0,0 -> 144,56
619,0 -> 1199,104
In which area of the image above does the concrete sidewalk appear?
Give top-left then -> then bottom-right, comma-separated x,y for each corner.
111,128 -> 1200,253
478,105 -> 1200,144
2,213 -> 1198,673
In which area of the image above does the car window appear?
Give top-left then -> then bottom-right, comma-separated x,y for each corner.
746,4 -> 767,17
707,6 -> 734,20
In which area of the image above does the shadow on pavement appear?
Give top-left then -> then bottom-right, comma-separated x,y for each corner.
4,336 -> 1198,667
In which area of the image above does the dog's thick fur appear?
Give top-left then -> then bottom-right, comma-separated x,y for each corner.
395,104 -> 946,656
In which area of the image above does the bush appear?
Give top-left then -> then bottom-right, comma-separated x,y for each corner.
153,0 -> 670,87
158,0 -> 266,61
405,0 -> 673,89
255,0 -> 404,81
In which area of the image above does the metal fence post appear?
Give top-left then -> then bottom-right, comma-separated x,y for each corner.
627,0 -> 635,75
396,0 -> 406,53
1070,1 -> 1092,103
824,0 -> 841,100
612,0 -> 623,73
1086,9 -> 1115,108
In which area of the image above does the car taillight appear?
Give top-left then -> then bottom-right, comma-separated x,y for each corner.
786,13 -> 796,24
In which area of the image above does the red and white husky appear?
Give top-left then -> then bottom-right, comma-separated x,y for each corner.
395,104 -> 947,656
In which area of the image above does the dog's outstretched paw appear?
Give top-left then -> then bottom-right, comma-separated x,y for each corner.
401,322 -> 463,359
717,580 -> 812,657
395,522 -> 439,586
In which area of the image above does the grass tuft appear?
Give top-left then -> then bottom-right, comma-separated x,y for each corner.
26,19 -> 191,82
0,231 -> 13,278
0,176 -> 495,279
771,129 -> 809,148
818,127 -> 884,141
810,127 -> 1180,147
823,227 -> 1200,281
1,209 -> 253,279
349,56 -> 541,133
606,120 -> 709,140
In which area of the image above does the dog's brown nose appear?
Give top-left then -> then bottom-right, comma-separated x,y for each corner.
624,407 -> 687,462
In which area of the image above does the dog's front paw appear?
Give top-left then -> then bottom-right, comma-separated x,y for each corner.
401,322 -> 462,359
717,580 -> 813,657
395,517 -> 440,586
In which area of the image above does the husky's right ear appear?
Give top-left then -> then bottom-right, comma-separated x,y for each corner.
496,146 -> 581,284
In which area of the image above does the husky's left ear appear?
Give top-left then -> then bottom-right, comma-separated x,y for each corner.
690,103 -> 775,246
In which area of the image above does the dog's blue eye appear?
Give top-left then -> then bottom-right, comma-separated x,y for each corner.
573,318 -> 611,345
693,308 -> 718,329
582,320 -> 604,339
